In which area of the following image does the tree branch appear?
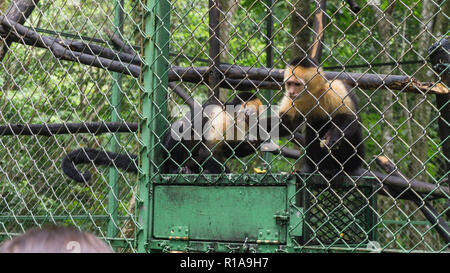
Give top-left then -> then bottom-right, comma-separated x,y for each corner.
1,20 -> 446,95
0,122 -> 138,136
209,0 -> 222,99
309,0 -> 326,64
168,82 -> 202,111
354,167 -> 450,199
169,65 -> 448,94
0,0 -> 40,61
344,0 -> 361,13
375,155 -> 450,246
1,19 -> 141,76
104,27 -> 136,55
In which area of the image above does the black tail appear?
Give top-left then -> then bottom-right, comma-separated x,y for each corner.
61,148 -> 138,183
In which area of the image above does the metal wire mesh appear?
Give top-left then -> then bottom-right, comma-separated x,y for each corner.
0,0 -> 448,253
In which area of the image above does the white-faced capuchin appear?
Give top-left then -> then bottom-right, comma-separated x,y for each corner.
267,56 -> 364,178
61,92 -> 263,183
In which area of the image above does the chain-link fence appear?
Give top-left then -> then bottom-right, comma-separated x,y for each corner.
0,0 -> 448,253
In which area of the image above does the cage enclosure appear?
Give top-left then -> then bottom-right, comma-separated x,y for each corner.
0,0 -> 448,253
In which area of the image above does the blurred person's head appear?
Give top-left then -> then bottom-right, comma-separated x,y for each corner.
0,225 -> 113,253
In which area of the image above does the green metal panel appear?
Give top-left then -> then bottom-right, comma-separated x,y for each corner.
152,185 -> 287,243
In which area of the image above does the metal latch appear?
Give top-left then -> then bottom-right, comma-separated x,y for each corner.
274,211 -> 290,225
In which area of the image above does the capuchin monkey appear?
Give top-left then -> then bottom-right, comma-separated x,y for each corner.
164,91 -> 262,174
61,92 -> 263,183
266,56 -> 364,178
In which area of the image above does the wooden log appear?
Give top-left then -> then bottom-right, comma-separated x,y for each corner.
168,65 -> 448,94
0,122 -> 138,136
1,20 -> 446,95
208,0 -> 222,98
1,19 -> 141,77
375,155 -> 450,245
0,0 -> 39,61
354,168 -> 450,199
104,28 -> 136,55
1,27 -> 142,66
309,0 -> 327,63
60,39 -> 143,66
325,71 -> 449,95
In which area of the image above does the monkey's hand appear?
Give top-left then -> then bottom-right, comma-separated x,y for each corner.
181,166 -> 194,174
243,107 -> 258,123
320,127 -> 343,150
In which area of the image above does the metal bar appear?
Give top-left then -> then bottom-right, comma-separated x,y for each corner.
107,0 -> 124,243
138,0 -> 157,253
153,0 -> 171,169
158,174 -> 291,185
369,186 -> 379,242
263,0 -> 273,170
138,0 -> 171,253
286,175 -> 299,250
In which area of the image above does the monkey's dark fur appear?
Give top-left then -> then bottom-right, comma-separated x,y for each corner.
276,56 -> 364,178
61,92 -> 261,183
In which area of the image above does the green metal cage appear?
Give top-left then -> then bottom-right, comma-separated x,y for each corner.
0,0 -> 448,253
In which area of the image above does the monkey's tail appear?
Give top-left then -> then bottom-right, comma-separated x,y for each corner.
61,148 -> 138,183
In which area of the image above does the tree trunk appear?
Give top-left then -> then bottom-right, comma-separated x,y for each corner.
289,0 -> 311,60
218,0 -> 239,64
207,0 -> 241,102
432,0 -> 448,38
406,0 -> 438,182
373,1 -> 395,160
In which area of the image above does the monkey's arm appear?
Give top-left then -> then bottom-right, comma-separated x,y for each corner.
231,140 -> 260,157
259,114 -> 303,140
320,113 -> 361,149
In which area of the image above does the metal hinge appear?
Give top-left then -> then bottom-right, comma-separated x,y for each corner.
168,225 -> 189,241
257,229 -> 280,244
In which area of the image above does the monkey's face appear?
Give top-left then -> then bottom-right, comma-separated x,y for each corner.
284,67 -> 307,100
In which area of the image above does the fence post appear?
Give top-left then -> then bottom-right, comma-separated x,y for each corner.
263,0 -> 273,170
137,0 -> 170,253
107,0 -> 124,244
